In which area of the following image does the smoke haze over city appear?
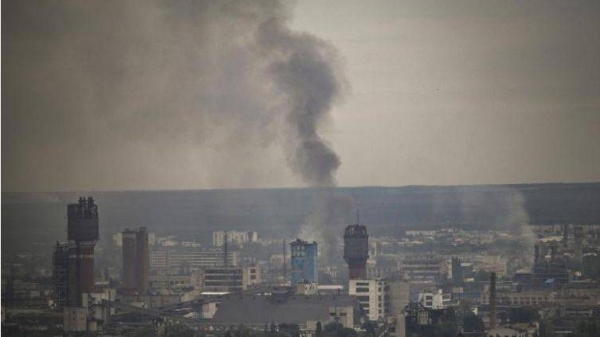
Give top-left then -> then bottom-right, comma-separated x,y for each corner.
3,0 -> 600,192
3,2 -> 600,336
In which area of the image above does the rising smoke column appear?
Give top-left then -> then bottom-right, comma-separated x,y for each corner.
257,18 -> 350,265
257,18 -> 345,187
3,0 -> 346,191
4,0 -> 349,259
458,187 -> 535,270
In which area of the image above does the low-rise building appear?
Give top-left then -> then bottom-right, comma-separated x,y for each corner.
212,294 -> 357,329
349,279 -> 387,321
202,265 -> 261,292
213,231 -> 258,247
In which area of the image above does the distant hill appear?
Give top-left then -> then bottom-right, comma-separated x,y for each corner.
2,182 -> 599,254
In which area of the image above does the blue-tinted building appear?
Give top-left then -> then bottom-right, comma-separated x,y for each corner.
290,239 -> 318,284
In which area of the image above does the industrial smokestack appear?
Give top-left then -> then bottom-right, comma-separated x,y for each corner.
490,272 -> 497,330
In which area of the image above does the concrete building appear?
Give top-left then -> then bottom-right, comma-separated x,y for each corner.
149,273 -> 203,291
202,265 -> 261,292
533,245 -> 569,286
212,293 -> 357,329
242,264 -> 261,288
213,231 -> 258,247
113,231 -> 156,247
66,197 -> 99,307
290,239 -> 318,284
481,289 -> 554,306
451,257 -> 463,285
486,327 -> 527,337
387,280 -> 411,337
417,289 -> 450,309
63,307 -> 88,332
82,287 -> 116,326
150,248 -> 239,271
122,227 -> 150,294
399,255 -> 447,283
349,279 -> 387,321
344,224 -> 369,280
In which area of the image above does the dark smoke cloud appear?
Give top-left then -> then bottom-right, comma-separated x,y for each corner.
3,0 -> 349,263
2,0 -> 345,192
253,17 -> 348,262
258,18 -> 346,186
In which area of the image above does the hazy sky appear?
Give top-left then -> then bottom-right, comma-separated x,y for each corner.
3,0 -> 599,192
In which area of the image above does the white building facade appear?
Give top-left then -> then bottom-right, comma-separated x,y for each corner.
349,279 -> 387,321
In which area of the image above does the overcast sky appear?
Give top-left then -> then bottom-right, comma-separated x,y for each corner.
3,0 -> 599,192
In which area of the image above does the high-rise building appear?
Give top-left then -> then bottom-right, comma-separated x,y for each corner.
149,247 -> 239,271
344,224 -> 369,280
290,239 -> 318,284
122,227 -> 150,294
66,197 -> 99,307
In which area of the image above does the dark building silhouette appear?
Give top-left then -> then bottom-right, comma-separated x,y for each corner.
52,197 -> 99,309
122,227 -> 150,294
533,244 -> 569,286
344,224 -> 369,279
66,197 -> 99,307
490,272 -> 497,330
451,257 -> 463,285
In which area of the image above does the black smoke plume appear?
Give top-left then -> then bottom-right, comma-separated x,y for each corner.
258,18 -> 345,187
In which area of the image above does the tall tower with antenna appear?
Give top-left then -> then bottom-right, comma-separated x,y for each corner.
66,197 -> 99,307
343,213 -> 369,280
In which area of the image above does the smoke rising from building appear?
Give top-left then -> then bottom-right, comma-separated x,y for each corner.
298,194 -> 354,267
457,187 -> 535,268
4,0 -> 349,265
